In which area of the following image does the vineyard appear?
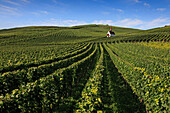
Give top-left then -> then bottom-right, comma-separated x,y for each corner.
0,25 -> 169,113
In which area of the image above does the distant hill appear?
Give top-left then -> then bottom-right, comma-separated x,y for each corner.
95,26 -> 170,42
0,25 -> 169,45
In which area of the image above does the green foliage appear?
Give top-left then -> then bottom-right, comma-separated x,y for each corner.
0,25 -> 169,113
103,42 -> 169,112
1,43 -> 98,112
0,43 -> 93,95
77,43 -> 104,112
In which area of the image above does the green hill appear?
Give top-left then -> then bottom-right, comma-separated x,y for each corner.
0,25 -> 142,45
1,25 -> 170,45
98,26 -> 170,42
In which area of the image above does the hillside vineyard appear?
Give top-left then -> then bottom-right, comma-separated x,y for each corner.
0,25 -> 169,113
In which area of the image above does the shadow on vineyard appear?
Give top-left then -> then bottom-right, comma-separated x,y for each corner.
101,48 -> 146,113
54,45 -> 100,112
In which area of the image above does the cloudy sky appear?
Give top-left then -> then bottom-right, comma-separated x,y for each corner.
0,0 -> 170,29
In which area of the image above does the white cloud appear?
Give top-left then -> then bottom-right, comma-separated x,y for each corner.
52,0 -> 68,6
92,19 -> 143,27
114,19 -> 144,27
156,8 -> 166,11
112,8 -> 124,13
140,18 -> 169,29
21,0 -> 30,3
40,11 -> 48,14
32,18 -> 88,27
0,4 -> 19,15
0,0 -> 20,6
91,18 -> 169,29
134,0 -> 141,3
144,3 -> 150,7
32,11 -> 49,15
63,20 -> 87,26
1,18 -> 169,30
133,0 -> 150,7
93,20 -> 113,25
0,4 -> 17,11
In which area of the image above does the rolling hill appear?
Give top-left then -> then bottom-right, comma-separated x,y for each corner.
0,25 -> 142,45
0,25 -> 170,45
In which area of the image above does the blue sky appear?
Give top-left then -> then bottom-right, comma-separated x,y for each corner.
0,0 -> 170,29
